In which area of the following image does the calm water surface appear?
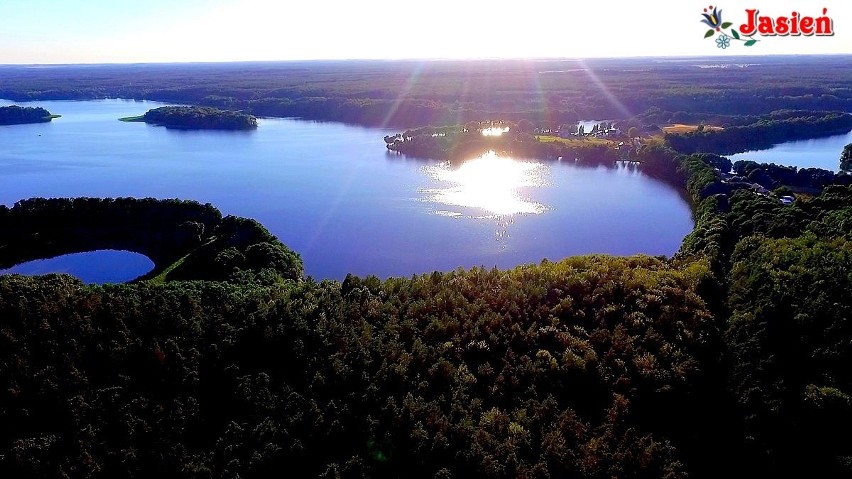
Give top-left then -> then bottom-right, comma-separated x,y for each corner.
728,130 -> 852,171
0,99 -> 694,280
0,250 -> 154,284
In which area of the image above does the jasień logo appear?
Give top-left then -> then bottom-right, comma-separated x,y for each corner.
701,5 -> 835,49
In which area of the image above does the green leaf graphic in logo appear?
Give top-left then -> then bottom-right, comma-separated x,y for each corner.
699,7 -> 759,48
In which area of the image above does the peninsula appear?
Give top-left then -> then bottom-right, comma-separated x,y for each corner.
0,105 -> 59,125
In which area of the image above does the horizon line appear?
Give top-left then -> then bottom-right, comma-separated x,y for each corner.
1,52 -> 851,67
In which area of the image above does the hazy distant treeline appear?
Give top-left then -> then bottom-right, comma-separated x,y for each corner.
0,58 -> 850,128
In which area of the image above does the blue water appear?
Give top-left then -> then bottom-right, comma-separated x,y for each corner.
0,250 -> 154,284
728,130 -> 852,171
0,99 -> 694,280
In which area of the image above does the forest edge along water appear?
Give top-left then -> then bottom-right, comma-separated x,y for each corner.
0,98 -> 694,281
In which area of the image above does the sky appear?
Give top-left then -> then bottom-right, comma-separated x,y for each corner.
0,0 -> 849,63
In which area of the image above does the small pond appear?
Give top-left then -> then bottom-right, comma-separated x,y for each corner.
0,250 -> 155,284
0,99 -> 694,279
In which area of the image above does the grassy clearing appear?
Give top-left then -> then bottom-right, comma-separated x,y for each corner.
146,253 -> 190,285
536,135 -> 617,147
146,237 -> 217,285
662,124 -> 724,134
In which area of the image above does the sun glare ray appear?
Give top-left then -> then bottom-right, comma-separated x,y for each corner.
530,67 -> 550,126
577,59 -> 633,119
305,166 -> 361,254
454,64 -> 475,126
379,62 -> 425,129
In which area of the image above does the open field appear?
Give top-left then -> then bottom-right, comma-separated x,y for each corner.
536,135 -> 617,147
663,124 -> 724,134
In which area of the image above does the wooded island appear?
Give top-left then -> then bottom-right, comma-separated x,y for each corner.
0,105 -> 58,125
121,106 -> 257,130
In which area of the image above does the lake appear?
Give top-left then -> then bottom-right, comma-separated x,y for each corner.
0,250 -> 154,284
728,130 -> 852,171
0,99 -> 693,280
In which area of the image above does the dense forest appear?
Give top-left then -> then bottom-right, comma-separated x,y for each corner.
3,57 -> 852,477
124,106 -> 257,130
0,105 -> 56,125
0,257 -> 719,478
0,197 -> 301,283
4,143 -> 852,477
665,110 -> 852,155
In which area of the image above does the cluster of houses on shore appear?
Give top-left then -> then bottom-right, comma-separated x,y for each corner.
534,121 -> 622,139
719,170 -> 797,204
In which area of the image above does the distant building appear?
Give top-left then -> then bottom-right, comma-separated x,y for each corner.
751,184 -> 770,195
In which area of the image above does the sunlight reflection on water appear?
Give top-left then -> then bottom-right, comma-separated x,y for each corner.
481,126 -> 510,137
420,151 -> 548,217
